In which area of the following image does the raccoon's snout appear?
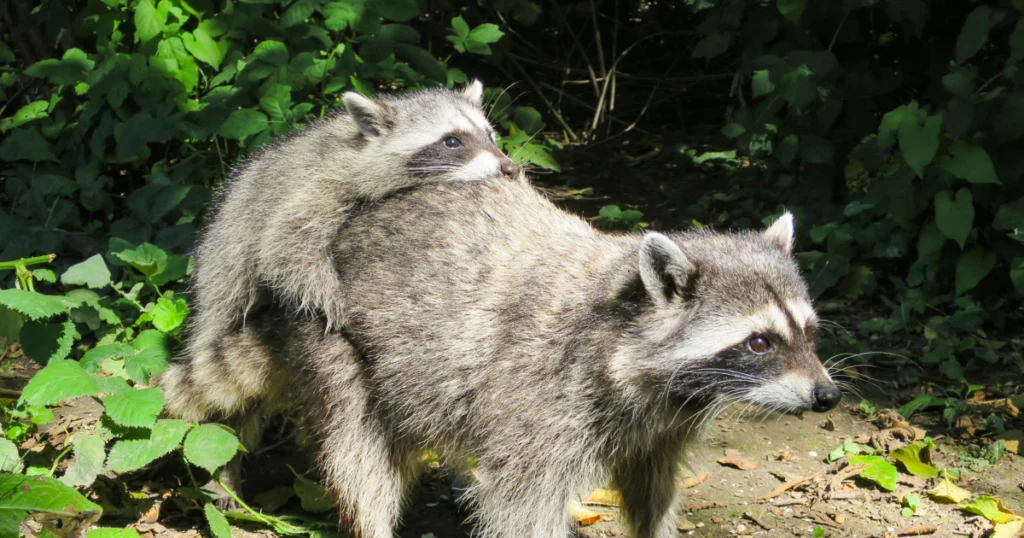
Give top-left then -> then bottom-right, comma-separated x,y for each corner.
812,384 -> 842,412
500,160 -> 520,177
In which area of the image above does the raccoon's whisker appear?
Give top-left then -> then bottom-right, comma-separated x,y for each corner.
831,373 -> 887,395
834,381 -> 866,402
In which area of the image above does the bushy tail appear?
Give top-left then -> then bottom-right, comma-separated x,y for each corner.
160,323 -> 277,423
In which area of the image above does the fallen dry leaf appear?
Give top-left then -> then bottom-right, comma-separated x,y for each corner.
928,479 -> 971,504
677,515 -> 696,532
991,518 -> 1023,538
584,488 -> 621,507
569,502 -> 602,526
995,429 -> 1023,455
678,471 -> 710,489
898,524 -> 938,535
718,449 -> 759,470
758,470 -> 824,501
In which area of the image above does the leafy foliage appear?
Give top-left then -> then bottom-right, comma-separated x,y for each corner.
695,0 -> 1024,378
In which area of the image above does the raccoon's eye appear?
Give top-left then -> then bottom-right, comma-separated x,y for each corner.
747,336 -> 771,354
805,328 -> 815,343
443,136 -> 463,149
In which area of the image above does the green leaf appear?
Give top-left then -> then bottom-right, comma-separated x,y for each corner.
114,243 -> 168,277
31,270 -> 56,284
151,297 -> 189,333
940,357 -> 964,380
20,360 -> 101,406
395,43 -> 447,82
61,434 -> 106,488
253,40 -> 289,66
293,474 -> 334,513
692,32 -> 731,60
777,0 -> 806,23
961,496 -> 1017,523
23,49 -> 95,87
848,455 -> 898,491
934,188 -> 974,248
722,123 -> 746,138
0,290 -> 77,322
105,419 -> 192,473
511,142 -> 560,172
20,319 -> 78,364
941,141 -> 999,184
61,255 -> 112,289
891,439 -> 939,479
87,530 -> 141,538
134,0 -> 165,42
468,23 -> 504,45
956,5 -> 992,64
183,424 -> 241,474
899,394 -> 936,419
898,113 -> 942,178
219,109 -> 269,140
942,70 -> 975,97
81,344 -> 134,374
183,28 -> 224,68
451,16 -> 470,39
956,246 -> 996,295
204,503 -> 232,538
0,474 -> 102,538
125,346 -> 171,384
751,70 -> 775,97
0,128 -> 58,163
281,0 -> 317,27
0,101 -> 49,132
992,198 -> 1024,230
0,439 -> 22,473
800,135 -> 835,164
324,1 -> 365,31
377,0 -> 419,22
103,388 -> 165,429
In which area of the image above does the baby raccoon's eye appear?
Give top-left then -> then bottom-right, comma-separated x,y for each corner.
805,328 -> 815,343
747,336 -> 771,354
443,136 -> 463,149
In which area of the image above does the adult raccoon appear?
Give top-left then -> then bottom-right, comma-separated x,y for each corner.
164,82 -> 518,425
166,177 -> 841,538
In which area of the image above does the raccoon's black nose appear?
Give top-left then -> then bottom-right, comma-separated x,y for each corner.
812,385 -> 842,412
500,161 -> 520,177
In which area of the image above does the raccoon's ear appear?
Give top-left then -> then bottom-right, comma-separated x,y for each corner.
462,80 -> 484,106
763,212 -> 795,253
639,233 -> 694,304
343,92 -> 389,137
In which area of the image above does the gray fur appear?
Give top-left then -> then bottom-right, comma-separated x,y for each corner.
164,83 -> 517,425
163,177 -> 839,538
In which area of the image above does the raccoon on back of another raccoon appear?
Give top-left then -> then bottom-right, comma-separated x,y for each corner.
164,82 -> 518,425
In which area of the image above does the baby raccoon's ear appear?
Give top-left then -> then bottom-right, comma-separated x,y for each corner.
343,92 -> 390,137
462,80 -> 484,106
763,212 -> 795,253
639,233 -> 694,305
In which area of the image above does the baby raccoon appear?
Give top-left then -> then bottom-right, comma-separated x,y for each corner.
166,82 -> 518,425
166,177 -> 841,538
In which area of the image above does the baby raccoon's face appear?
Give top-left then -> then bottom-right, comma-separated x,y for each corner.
613,213 -> 841,420
342,81 -> 519,182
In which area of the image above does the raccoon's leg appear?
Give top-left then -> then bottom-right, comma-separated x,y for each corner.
610,439 -> 686,538
297,334 -> 417,538
468,460 -> 579,538
259,201 -> 353,330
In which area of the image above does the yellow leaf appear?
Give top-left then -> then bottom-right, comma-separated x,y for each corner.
996,429 -> 1023,455
584,488 -> 622,507
992,518 -> 1023,538
961,496 -> 1017,524
570,502 -> 602,526
928,478 -> 971,504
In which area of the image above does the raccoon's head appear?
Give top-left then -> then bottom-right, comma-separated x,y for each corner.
341,81 -> 519,181
613,213 -> 841,419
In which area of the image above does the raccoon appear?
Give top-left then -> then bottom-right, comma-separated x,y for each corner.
164,82 -> 518,425
169,177 -> 841,538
